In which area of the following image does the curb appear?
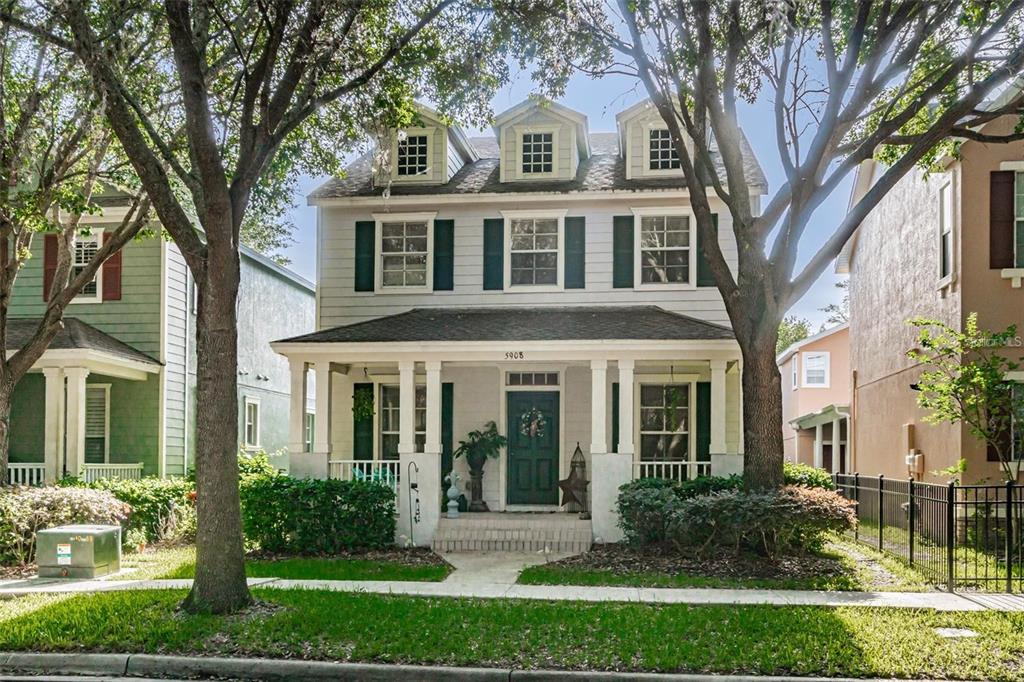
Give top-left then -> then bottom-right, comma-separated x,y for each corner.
0,652 -> 971,681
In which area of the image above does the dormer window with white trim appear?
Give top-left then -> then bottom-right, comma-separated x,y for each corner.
397,134 -> 429,176
648,128 -> 680,171
521,132 -> 554,174
802,351 -> 830,388
72,230 -> 103,303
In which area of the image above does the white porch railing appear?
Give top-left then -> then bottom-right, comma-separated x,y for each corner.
633,460 -> 711,482
81,463 -> 144,483
6,463 -> 46,486
328,459 -> 401,497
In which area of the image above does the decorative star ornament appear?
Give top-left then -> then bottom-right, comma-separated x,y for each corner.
558,466 -> 589,508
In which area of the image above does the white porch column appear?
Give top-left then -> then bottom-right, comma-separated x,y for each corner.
617,359 -> 634,455
63,367 -> 89,478
287,359 -> 308,455
42,368 -> 64,484
831,416 -> 842,474
313,362 -> 332,455
709,360 -> 727,455
398,360 -> 416,456
590,359 -> 608,455
814,423 -> 824,469
424,361 -> 442,455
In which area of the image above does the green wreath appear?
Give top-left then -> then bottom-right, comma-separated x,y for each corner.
519,407 -> 546,439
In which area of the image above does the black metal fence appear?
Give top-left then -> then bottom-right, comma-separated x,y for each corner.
834,473 -> 1023,592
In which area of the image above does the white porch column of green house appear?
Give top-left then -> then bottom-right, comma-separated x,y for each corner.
591,358 -> 632,543
42,367 -> 64,483
63,367 -> 89,478
709,360 -> 742,476
398,360 -> 441,546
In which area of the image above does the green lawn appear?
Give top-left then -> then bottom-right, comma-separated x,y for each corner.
518,540 -> 933,592
1,589 -> 1021,679
121,546 -> 450,582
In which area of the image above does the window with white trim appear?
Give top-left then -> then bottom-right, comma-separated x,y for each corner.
521,132 -> 553,174
396,134 -> 429,176
73,231 -> 102,302
379,385 -> 426,459
639,384 -> 690,462
802,352 -> 830,388
1015,171 -> 1024,268
507,372 -> 559,386
304,412 -> 315,453
648,128 -> 680,170
84,385 -> 109,464
244,397 -> 261,448
639,215 -> 691,284
939,181 -> 953,280
380,220 -> 429,288
509,217 -> 558,286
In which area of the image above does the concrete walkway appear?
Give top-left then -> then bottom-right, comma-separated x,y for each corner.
1,553 -> 1022,611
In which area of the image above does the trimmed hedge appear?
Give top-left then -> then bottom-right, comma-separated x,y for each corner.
784,462 -> 836,490
239,475 -> 396,554
72,477 -> 195,545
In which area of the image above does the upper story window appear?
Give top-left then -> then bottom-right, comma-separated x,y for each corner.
72,231 -> 102,303
801,351 -> 830,388
381,220 -> 428,287
938,180 -> 954,281
397,134 -> 429,176
507,214 -> 561,287
521,132 -> 553,174
648,128 -> 680,171
639,215 -> 691,285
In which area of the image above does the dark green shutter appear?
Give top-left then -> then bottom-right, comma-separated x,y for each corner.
696,214 -> 719,287
354,221 -> 375,292
611,382 -> 620,453
433,219 -> 454,291
564,216 -> 586,289
612,215 -> 634,288
441,383 -> 455,480
353,383 -> 374,460
695,382 -> 711,463
483,218 -> 504,290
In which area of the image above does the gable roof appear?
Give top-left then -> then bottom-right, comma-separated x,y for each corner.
278,306 -> 735,344
6,318 -> 160,366
492,99 -> 591,159
776,322 -> 849,365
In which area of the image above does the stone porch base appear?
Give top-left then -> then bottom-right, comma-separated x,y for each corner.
432,512 -> 592,554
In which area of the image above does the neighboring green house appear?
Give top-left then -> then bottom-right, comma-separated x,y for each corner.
6,205 -> 315,485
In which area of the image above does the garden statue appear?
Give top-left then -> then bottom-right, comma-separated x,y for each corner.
453,421 -> 507,511
446,472 -> 462,519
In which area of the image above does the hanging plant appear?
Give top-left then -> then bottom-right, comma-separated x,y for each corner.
352,386 -> 375,421
519,407 -> 546,439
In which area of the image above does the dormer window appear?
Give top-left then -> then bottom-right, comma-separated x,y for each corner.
648,128 -> 680,171
521,132 -> 553,174
397,134 -> 429,176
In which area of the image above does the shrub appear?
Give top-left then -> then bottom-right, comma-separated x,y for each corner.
86,477 -> 195,544
784,462 -> 836,490
0,487 -> 131,565
616,475 -> 742,545
668,485 -> 856,558
239,476 -> 396,554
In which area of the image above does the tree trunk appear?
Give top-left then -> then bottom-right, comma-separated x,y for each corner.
182,236 -> 252,614
739,328 -> 786,491
0,372 -> 12,487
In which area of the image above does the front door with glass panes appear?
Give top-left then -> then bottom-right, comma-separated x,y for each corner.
639,384 -> 691,475
379,384 -> 426,459
506,390 -> 559,505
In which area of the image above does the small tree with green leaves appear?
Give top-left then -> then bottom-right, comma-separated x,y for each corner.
908,313 -> 1022,482
777,316 -> 811,355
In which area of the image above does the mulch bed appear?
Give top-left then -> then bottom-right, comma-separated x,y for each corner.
245,547 -> 448,567
0,564 -> 35,580
546,543 -> 848,582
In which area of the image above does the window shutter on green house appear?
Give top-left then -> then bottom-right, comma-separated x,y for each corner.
433,219 -> 455,291
696,382 -> 711,462
483,218 -> 504,290
612,216 -> 634,288
696,214 -> 719,287
354,221 -> 375,292
353,383 -> 374,460
564,216 -> 586,289
611,382 -> 619,453
441,383 -> 455,482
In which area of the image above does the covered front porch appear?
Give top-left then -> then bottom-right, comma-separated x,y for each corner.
789,404 -> 850,474
274,307 -> 744,546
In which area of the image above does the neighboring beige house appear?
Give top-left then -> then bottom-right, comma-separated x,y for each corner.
838,105 -> 1024,484
777,324 -> 851,472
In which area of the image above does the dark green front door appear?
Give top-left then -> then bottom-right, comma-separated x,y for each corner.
506,391 -> 559,505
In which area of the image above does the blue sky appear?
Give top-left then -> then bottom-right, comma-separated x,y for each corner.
280,68 -> 849,329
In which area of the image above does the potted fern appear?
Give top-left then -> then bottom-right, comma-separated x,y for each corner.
454,421 -> 507,512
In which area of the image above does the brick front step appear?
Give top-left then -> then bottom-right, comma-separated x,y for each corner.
432,512 -> 592,554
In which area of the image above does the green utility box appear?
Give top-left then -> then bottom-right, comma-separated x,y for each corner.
36,525 -> 121,579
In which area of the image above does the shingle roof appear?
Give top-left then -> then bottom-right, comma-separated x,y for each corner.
278,306 -> 735,344
309,131 -> 766,200
6,318 -> 160,366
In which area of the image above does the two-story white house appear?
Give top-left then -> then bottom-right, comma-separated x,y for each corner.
272,99 -> 766,548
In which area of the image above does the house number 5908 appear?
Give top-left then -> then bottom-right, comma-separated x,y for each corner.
504,351 -> 525,360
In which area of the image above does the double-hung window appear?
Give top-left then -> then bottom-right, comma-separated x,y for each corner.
396,133 -> 429,177
638,215 -> 691,285
508,216 -> 560,286
939,181 -> 954,281
802,352 -> 830,388
379,385 -> 426,459
304,412 -> 315,453
1016,171 -> 1024,267
521,132 -> 553,174
648,128 -> 680,170
380,220 -> 429,288
72,231 -> 102,302
639,384 -> 690,462
84,385 -> 109,464
244,397 -> 261,449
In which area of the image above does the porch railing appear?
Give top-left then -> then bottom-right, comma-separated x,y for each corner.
328,459 -> 401,498
81,463 -> 144,483
633,460 -> 711,482
6,463 -> 46,486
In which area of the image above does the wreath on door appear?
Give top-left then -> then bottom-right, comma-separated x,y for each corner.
519,407 -> 546,439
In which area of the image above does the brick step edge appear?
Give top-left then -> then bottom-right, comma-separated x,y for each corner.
432,540 -> 591,553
